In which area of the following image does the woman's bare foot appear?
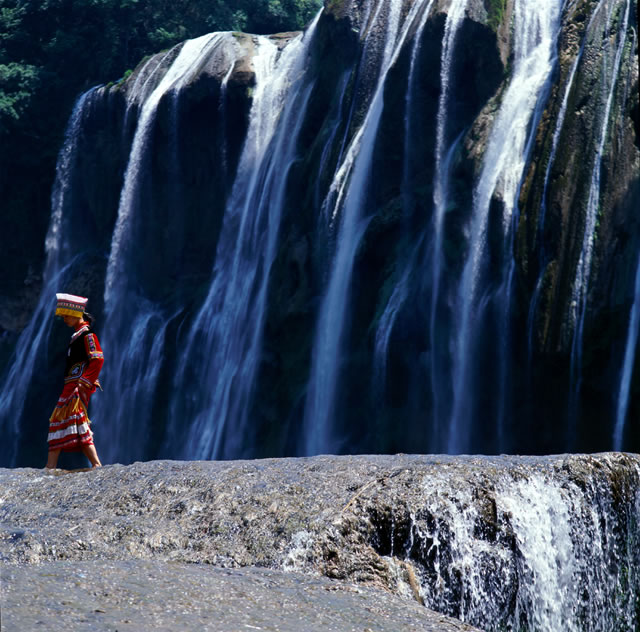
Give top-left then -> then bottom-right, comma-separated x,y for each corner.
81,444 -> 102,468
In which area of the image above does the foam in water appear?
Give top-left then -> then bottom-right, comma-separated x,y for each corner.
498,476 -> 576,629
282,530 -> 314,572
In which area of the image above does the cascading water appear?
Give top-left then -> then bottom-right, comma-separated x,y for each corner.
97,34 -> 239,463
1,0 -> 637,467
104,34 -> 231,303
526,34 -> 588,358
0,88 -> 101,465
614,250 -> 640,450
171,17 -> 320,460
373,0 -> 464,450
304,0 -> 436,456
568,0 -> 631,431
373,0 -> 437,381
448,0 -> 562,453
379,455 -> 640,631
428,0 -> 468,447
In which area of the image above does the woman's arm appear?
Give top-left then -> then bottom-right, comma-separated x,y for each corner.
78,333 -> 104,397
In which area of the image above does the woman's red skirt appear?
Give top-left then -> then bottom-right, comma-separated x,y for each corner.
47,382 -> 94,452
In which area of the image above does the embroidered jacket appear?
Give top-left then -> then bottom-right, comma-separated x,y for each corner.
65,323 -> 104,390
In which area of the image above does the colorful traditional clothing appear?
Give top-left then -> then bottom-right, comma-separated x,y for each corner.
48,320 -> 104,452
54,293 -> 88,318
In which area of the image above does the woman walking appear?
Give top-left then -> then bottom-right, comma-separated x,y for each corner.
46,293 -> 104,469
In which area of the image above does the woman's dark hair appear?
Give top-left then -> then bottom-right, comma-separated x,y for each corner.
83,311 -> 95,326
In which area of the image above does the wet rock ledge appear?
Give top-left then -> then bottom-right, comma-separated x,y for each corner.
1,453 -> 639,630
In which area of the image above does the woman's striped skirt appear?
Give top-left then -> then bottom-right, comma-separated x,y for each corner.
48,382 -> 94,452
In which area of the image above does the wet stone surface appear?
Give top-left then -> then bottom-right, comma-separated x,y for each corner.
1,453 -> 638,631
1,560 -> 478,632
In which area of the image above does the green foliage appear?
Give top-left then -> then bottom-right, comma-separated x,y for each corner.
0,0 -> 322,280
0,63 -> 40,130
486,0 -> 507,31
0,0 -> 322,143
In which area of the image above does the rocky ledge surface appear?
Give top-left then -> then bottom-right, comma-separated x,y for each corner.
2,560 -> 477,632
1,453 -> 639,630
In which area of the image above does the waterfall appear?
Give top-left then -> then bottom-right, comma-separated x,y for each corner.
171,17 -> 321,460
527,0 -> 599,320
104,34 -> 230,303
525,33 -> 589,357
429,0 -> 468,448
373,252 -> 415,400
494,468 -> 638,629
0,89 -> 100,466
536,39 -> 587,250
568,0 -> 631,431
2,0 -> 637,467
384,455 -> 640,631
97,33 -> 239,463
304,0 -> 435,455
614,251 -> 640,449
372,0 -> 436,400
448,0 -> 562,453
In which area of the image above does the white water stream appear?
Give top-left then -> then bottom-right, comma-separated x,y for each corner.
429,0 -> 469,444
105,34 -> 230,303
448,0 -> 563,452
304,0 -> 437,455
174,18 -> 320,459
569,0 -> 631,424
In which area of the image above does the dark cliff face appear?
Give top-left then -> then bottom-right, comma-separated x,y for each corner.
69,37 -> 257,314
515,0 -> 640,448
518,0 -> 639,353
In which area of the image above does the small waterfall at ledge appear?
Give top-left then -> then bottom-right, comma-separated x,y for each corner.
362,454 -> 640,631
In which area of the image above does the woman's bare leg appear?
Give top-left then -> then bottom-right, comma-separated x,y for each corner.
81,444 -> 102,467
46,449 -> 61,469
